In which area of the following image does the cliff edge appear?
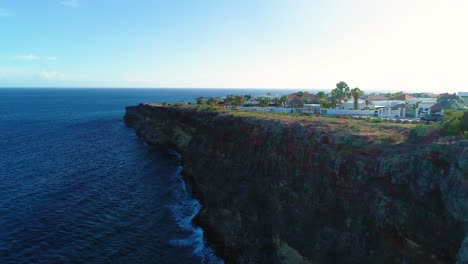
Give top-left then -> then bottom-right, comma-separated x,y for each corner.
125,104 -> 468,264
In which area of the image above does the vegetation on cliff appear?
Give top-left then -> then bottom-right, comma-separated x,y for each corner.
149,103 -> 467,143
125,104 -> 467,264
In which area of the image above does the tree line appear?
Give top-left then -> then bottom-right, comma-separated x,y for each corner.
196,81 -> 365,109
296,82 -> 364,110
197,94 -> 290,107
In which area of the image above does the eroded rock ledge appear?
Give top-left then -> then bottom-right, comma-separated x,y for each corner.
125,104 -> 468,264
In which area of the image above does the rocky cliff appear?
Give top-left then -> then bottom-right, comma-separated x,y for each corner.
124,104 -> 468,264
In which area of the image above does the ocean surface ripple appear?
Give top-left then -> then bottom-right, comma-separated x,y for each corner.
0,88 -> 236,263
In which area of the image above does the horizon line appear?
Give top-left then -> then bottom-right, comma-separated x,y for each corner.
1,87 -> 466,96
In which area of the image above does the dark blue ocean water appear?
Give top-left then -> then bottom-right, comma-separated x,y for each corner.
0,88 -> 294,263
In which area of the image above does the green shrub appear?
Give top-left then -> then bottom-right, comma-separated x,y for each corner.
413,122 -> 439,136
378,134 -> 400,143
442,110 -> 467,137
370,118 -> 383,123
173,102 -> 188,106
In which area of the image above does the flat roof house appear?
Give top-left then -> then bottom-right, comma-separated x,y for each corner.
416,102 -> 436,117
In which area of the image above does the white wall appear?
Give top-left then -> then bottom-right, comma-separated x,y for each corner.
339,100 -> 366,110
322,109 -> 375,116
373,108 -> 409,117
236,107 -> 293,113
372,100 -> 406,108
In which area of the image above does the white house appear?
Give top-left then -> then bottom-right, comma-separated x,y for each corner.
371,100 -> 406,108
373,106 -> 407,118
416,102 -> 436,117
338,99 -> 366,110
245,98 -> 260,105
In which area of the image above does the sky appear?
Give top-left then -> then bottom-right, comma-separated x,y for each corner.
0,0 -> 467,93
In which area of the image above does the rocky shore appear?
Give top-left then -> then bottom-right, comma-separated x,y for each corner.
124,103 -> 467,264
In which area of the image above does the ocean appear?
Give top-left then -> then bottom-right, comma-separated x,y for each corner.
0,88 -> 293,264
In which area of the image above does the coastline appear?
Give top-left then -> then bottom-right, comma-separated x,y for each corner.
125,103 -> 467,263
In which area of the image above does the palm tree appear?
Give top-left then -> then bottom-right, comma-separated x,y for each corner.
274,97 -> 282,106
330,82 -> 351,107
350,87 -> 365,110
280,95 -> 288,107
259,97 -> 271,107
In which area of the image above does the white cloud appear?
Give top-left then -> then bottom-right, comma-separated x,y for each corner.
60,0 -> 80,8
0,67 -> 34,80
15,54 -> 40,60
40,70 -> 69,80
14,54 -> 59,61
0,8 -> 13,17
0,67 -> 71,82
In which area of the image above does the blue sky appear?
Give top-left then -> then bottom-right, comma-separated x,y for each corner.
0,0 -> 467,92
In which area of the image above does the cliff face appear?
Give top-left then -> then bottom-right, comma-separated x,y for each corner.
125,104 -> 468,264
